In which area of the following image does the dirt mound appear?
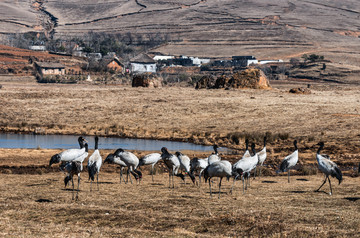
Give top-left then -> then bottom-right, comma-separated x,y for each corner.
132,73 -> 162,88
196,69 -> 271,89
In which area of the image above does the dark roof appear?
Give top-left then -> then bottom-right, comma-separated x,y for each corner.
130,53 -> 155,64
35,62 -> 66,69
101,57 -> 124,66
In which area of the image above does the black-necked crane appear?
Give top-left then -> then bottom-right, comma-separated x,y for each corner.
161,147 -> 184,188
138,153 -> 162,182
190,157 -> 208,185
175,151 -> 195,184
207,144 -> 221,165
87,136 -> 102,191
104,152 -> 127,183
232,143 -> 258,193
204,160 -> 233,198
63,142 -> 88,200
256,136 -> 267,177
112,148 -> 142,184
315,142 -> 342,195
49,136 -> 87,167
279,140 -> 298,183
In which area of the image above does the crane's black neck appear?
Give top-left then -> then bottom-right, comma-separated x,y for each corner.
245,139 -> 249,152
263,136 -> 267,147
294,140 -> 298,151
78,137 -> 85,149
94,136 -> 99,150
251,143 -> 256,156
213,145 -> 218,154
317,143 -> 324,154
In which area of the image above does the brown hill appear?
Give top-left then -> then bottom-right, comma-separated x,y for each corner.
1,1 -> 360,71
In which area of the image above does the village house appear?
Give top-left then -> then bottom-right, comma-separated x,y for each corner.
101,56 -> 124,73
35,62 -> 66,76
130,53 -> 156,73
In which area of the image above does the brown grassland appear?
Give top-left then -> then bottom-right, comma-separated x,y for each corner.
0,76 -> 359,237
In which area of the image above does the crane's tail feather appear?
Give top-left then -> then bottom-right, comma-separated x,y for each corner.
331,166 -> 342,185
279,160 -> 289,172
64,175 -> 71,187
88,163 -> 97,181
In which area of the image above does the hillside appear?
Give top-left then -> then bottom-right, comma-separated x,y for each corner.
1,0 -> 360,70
0,44 -> 86,75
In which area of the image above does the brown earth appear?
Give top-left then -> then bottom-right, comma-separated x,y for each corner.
0,76 -> 360,236
0,148 -> 359,237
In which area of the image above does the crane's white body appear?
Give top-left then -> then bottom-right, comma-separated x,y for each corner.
207,145 -> 221,165
87,136 -> 102,191
58,147 -> 87,162
139,153 -> 162,182
279,140 -> 298,183
204,160 -> 233,198
161,147 -> 184,188
315,142 -> 342,195
190,157 -> 208,184
257,146 -> 267,166
175,152 -> 195,184
114,150 -> 141,184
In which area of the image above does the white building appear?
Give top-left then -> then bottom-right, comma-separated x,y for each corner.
190,57 -> 211,67
259,59 -> 284,64
130,53 -> 157,74
29,45 -> 46,51
153,55 -> 175,61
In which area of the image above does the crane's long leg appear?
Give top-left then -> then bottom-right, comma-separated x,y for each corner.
218,177 -> 223,199
259,166 -> 262,178
120,167 -> 126,184
209,178 -> 212,197
71,177 -> 75,200
288,170 -> 290,183
328,176 -> 332,195
90,179 -> 93,192
168,172 -> 171,188
242,175 -> 245,193
151,164 -> 154,182
199,170 -> 202,185
76,175 -> 80,201
128,168 -> 133,184
315,175 -> 328,192
97,173 -> 99,191
230,174 -> 239,195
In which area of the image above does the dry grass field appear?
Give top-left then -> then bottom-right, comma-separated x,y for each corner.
0,76 -> 360,236
0,148 -> 359,237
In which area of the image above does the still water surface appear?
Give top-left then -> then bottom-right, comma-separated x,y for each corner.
0,133 -> 222,152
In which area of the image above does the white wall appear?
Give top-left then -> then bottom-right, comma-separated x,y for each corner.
131,63 -> 157,73
153,55 -> 174,61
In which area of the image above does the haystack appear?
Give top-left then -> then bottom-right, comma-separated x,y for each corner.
195,69 -> 270,89
227,68 -> 270,89
132,73 -> 162,88
195,75 -> 217,89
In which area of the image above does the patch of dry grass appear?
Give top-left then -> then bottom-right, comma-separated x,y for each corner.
0,149 -> 359,237
0,79 -> 360,163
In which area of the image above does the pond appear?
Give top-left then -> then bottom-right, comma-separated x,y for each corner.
0,133 -> 225,152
